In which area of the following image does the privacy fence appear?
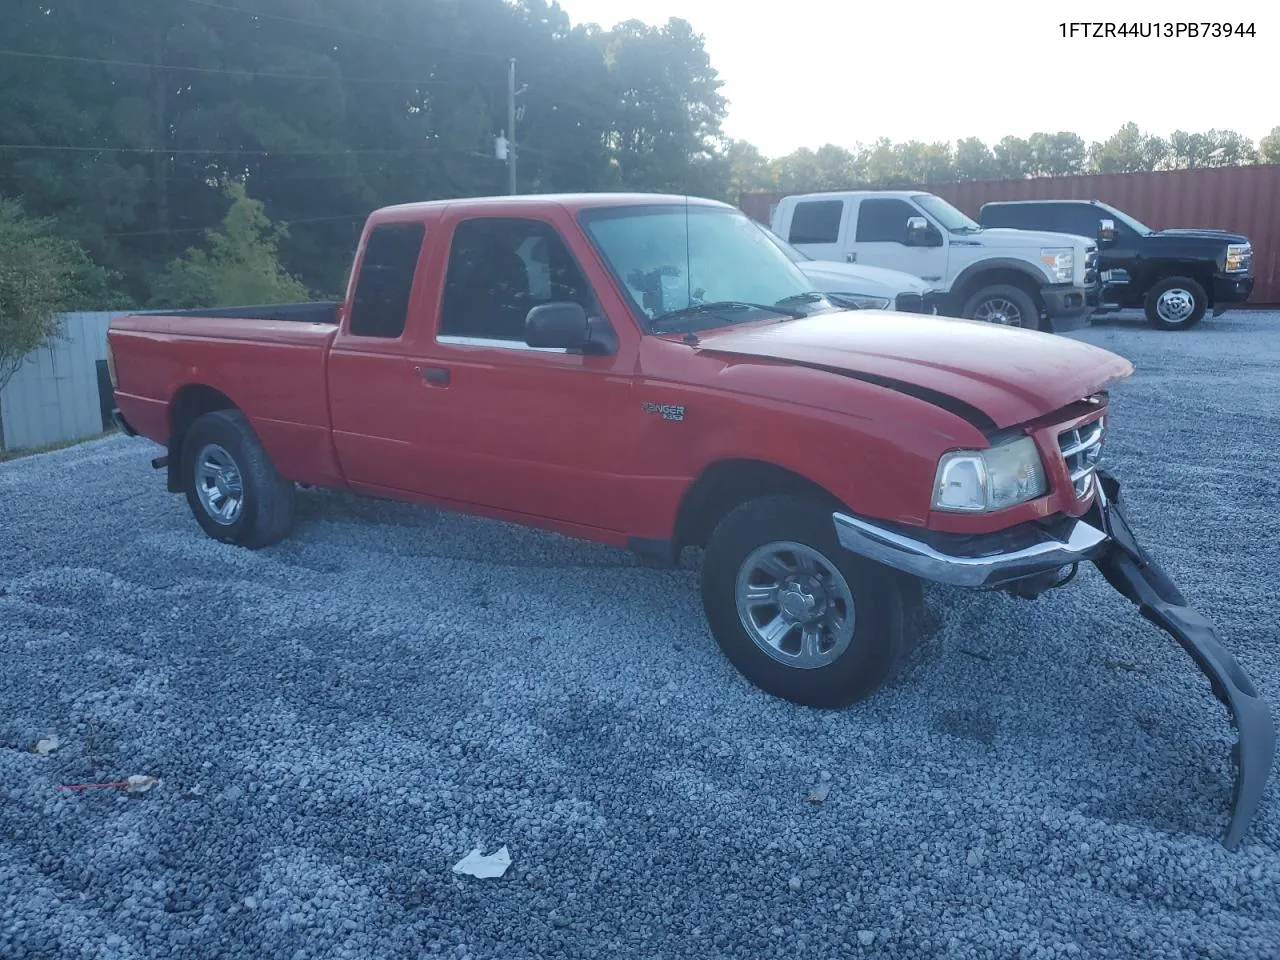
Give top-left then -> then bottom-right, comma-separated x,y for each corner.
0,312 -> 131,453
739,164 -> 1280,305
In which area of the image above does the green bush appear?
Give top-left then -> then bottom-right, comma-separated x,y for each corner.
151,182 -> 310,309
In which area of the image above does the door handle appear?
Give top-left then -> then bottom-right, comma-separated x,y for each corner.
414,365 -> 450,386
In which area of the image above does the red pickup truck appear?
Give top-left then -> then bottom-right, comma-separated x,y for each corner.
107,192 -> 1271,847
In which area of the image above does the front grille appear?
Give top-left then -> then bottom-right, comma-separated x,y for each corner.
894,292 -> 924,313
1058,417 -> 1104,498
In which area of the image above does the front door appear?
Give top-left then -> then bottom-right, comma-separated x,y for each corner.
850,197 -> 950,285
401,212 -> 637,535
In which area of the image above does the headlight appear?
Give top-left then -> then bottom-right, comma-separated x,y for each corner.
1039,247 -> 1075,284
1225,243 -> 1252,273
933,436 -> 1048,513
828,293 -> 892,310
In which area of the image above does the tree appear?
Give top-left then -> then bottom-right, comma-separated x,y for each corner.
954,138 -> 998,180
150,182 -> 309,309
993,136 -> 1034,178
1027,132 -> 1087,176
1088,122 -> 1168,173
0,197 -> 116,396
724,138 -> 775,201
1262,127 -> 1280,164
1168,129 -> 1257,168
596,18 -> 728,195
771,144 -> 862,193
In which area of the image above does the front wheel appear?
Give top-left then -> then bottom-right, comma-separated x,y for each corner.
700,495 -> 918,708
960,284 -> 1040,329
1144,277 -> 1207,330
181,409 -> 296,548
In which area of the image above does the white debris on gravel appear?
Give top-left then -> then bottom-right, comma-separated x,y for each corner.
1,312 -> 1278,958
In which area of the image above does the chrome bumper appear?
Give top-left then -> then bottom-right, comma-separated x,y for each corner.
831,511 -> 1109,589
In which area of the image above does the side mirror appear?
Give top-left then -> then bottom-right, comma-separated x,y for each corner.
525,301 -> 589,350
524,301 -> 614,355
1098,218 -> 1116,244
906,216 -> 939,247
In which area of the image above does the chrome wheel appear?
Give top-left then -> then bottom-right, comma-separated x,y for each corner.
1156,287 -> 1196,324
194,443 -> 244,525
972,297 -> 1024,326
734,541 -> 856,670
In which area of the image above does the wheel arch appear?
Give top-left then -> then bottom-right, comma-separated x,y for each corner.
167,384 -> 240,492
951,260 -> 1047,313
673,459 -> 845,553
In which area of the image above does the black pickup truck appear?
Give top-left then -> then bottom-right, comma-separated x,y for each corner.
979,199 -> 1254,330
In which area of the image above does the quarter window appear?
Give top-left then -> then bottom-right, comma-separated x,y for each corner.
787,200 -> 844,244
348,223 -> 425,339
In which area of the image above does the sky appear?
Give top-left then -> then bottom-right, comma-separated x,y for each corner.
555,0 -> 1277,158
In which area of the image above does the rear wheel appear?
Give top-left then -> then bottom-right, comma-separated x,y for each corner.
181,409 -> 295,547
961,284 -> 1040,329
700,495 -> 918,708
1144,277 -> 1207,330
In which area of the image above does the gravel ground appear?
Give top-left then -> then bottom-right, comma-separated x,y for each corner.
2,310 -> 1278,960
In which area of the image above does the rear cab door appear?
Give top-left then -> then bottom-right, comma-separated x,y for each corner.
775,195 -> 856,263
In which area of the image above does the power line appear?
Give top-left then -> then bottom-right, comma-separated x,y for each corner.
0,49 -> 481,85
182,0 -> 512,62
103,212 -> 369,239
0,143 -> 488,157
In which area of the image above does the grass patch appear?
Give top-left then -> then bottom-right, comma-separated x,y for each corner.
0,428 -> 120,463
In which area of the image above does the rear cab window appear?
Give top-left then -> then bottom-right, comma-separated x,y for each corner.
348,222 -> 426,339
787,200 -> 844,244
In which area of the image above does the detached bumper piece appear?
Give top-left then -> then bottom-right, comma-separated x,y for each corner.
1090,471 -> 1274,850
833,471 -> 1275,848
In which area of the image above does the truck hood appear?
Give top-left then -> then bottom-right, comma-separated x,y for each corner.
693,312 -> 1133,430
966,227 -> 1091,249
1149,228 -> 1249,244
797,260 -> 931,298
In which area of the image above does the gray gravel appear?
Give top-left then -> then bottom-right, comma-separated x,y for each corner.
3,310 -> 1279,959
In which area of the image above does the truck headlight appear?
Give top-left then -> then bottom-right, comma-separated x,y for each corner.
1225,243 -> 1252,273
828,293 -> 892,310
933,436 -> 1048,513
1039,247 -> 1075,284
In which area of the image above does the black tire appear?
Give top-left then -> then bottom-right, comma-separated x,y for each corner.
700,495 -> 919,709
1143,276 -> 1207,330
960,283 -> 1041,330
181,409 -> 295,548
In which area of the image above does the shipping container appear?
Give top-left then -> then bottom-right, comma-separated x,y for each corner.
740,164 -> 1280,305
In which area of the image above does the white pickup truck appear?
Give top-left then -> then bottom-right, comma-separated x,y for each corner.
770,191 -> 1100,331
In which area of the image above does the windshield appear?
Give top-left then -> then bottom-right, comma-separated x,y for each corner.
1098,202 -> 1153,236
911,194 -> 980,233
758,225 -> 811,262
580,204 -> 829,333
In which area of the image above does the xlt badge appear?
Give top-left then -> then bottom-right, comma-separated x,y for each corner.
643,402 -> 685,422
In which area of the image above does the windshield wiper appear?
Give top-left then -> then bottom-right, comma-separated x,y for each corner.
774,292 -> 827,307
652,300 -> 806,330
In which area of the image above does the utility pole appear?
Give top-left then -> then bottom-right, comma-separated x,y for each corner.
507,58 -> 517,195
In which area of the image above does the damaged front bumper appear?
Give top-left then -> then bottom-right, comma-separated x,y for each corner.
832,471 -> 1275,849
